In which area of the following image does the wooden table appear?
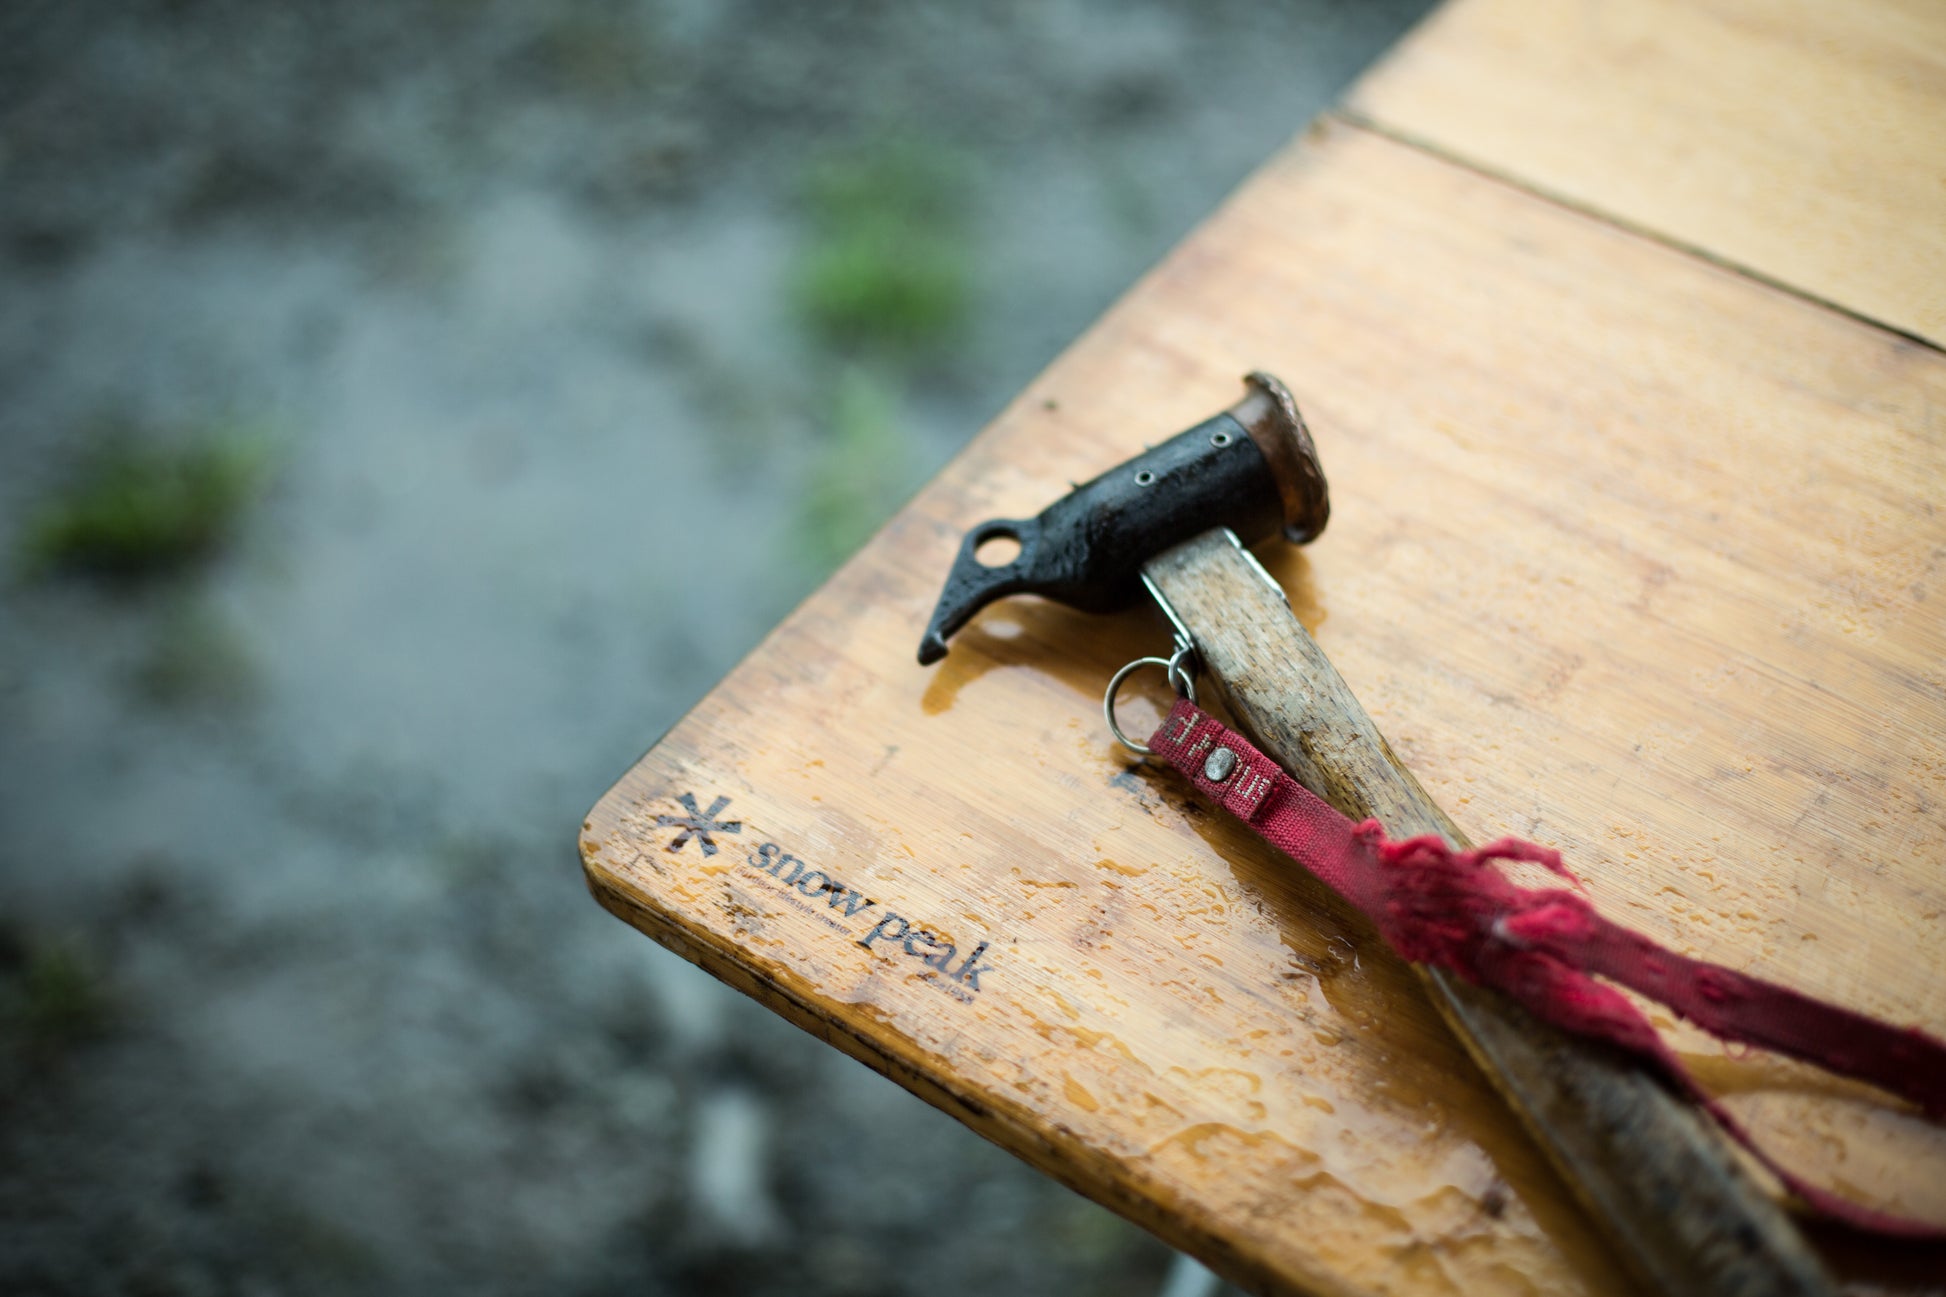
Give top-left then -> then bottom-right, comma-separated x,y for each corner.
583,2 -> 1946,1292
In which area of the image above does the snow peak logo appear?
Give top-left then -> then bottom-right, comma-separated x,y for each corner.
655,793 -> 741,856
744,840 -> 994,1004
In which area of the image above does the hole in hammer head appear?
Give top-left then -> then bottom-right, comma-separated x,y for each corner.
974,531 -> 1020,567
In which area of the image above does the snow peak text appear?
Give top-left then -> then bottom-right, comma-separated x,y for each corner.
744,842 -> 994,1003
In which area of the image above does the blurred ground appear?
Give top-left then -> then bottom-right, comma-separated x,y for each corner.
0,3 -> 1433,1293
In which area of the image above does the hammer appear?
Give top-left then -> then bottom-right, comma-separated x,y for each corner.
919,374 -> 1836,1297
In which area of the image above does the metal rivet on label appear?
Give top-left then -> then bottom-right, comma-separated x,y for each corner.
1204,747 -> 1237,782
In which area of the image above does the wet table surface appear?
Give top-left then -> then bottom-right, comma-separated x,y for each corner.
584,3 -> 1946,1293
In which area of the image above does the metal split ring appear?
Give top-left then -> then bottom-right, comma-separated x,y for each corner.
1104,640 -> 1199,757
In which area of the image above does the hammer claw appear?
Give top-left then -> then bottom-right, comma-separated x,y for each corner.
917,517 -> 1038,665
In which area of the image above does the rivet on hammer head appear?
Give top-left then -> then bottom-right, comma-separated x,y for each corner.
1204,747 -> 1237,782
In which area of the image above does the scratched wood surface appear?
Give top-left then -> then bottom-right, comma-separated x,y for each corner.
1349,0 -> 1946,347
585,113 -> 1946,1295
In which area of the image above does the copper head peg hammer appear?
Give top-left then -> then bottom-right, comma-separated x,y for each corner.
916,374 -> 1836,1297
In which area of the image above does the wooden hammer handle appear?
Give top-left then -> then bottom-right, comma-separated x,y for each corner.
1143,530 -> 1834,1297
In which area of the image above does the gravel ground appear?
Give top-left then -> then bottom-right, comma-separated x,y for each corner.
0,3 -> 1432,1293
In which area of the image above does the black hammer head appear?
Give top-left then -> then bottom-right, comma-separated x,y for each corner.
917,372 -> 1329,664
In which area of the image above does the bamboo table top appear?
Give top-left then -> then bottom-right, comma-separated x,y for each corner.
583,3 -> 1946,1293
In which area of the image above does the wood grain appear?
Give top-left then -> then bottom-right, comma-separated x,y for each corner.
584,119 -> 1946,1296
1349,0 -> 1946,346
1145,530 -> 1835,1296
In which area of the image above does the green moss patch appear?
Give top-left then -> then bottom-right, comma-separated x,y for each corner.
21,425 -> 269,580
792,141 -> 973,357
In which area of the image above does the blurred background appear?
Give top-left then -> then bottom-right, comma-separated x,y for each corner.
0,2 -> 1433,1293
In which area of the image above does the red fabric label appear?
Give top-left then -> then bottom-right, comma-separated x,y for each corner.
1149,698 -> 1946,1238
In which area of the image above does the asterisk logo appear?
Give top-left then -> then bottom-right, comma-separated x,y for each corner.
655,793 -> 742,856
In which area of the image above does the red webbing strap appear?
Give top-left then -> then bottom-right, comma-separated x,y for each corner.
1149,698 -> 1946,1237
